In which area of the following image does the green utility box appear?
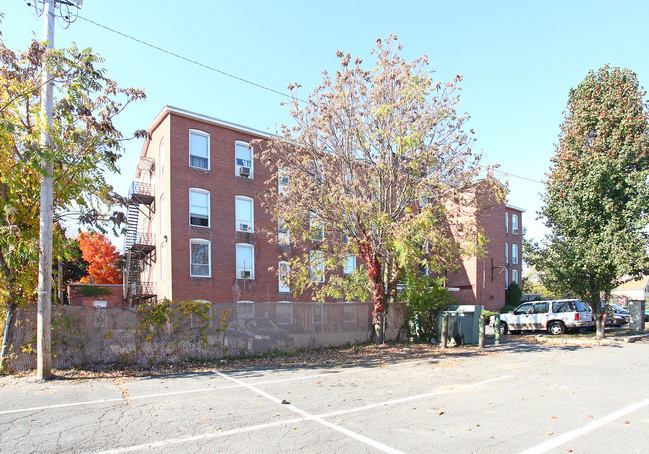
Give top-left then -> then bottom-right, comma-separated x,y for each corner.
436,305 -> 483,345
628,300 -> 645,332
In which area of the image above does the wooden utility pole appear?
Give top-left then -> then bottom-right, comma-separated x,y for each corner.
37,0 -> 56,380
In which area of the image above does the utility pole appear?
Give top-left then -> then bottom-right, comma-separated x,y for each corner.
33,0 -> 83,380
36,0 -> 56,381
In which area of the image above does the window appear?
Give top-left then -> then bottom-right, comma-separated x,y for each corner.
235,196 -> 254,232
505,269 -> 509,288
512,214 -> 519,235
310,250 -> 325,283
189,189 -> 210,227
235,141 -> 253,178
278,219 -> 290,245
276,301 -> 293,325
160,194 -> 165,234
505,212 -> 509,233
278,168 -> 289,194
159,138 -> 165,177
313,304 -> 324,324
512,269 -> 519,285
189,130 -> 209,169
343,256 -> 356,276
236,300 -> 255,319
533,302 -> 548,314
160,242 -> 166,280
505,242 -> 509,264
190,239 -> 211,277
236,243 -> 254,279
512,244 -> 519,265
278,261 -> 290,293
310,211 -> 324,241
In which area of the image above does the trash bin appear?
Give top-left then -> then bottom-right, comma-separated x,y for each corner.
436,305 -> 483,345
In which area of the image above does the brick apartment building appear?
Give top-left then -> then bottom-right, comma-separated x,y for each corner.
123,106 -> 523,312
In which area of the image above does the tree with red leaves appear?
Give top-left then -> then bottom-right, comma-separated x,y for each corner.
260,36 -> 493,341
77,232 -> 122,284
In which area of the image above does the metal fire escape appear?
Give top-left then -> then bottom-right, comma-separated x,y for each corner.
123,177 -> 157,305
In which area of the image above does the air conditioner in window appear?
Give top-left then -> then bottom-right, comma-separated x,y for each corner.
241,270 -> 251,278
239,166 -> 251,177
513,229 -> 519,235
279,176 -> 289,185
240,223 -> 252,231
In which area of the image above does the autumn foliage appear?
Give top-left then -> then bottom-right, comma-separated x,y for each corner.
77,232 -> 123,284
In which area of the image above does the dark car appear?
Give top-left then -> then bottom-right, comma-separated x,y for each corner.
222,317 -> 294,353
604,304 -> 630,327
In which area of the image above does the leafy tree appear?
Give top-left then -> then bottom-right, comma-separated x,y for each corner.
505,282 -> 522,308
260,35 -> 494,338
76,232 -> 122,284
531,65 -> 649,338
0,34 -> 145,310
401,275 -> 455,341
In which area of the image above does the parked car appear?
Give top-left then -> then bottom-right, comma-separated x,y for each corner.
222,317 -> 294,352
605,304 -> 630,327
498,299 -> 594,335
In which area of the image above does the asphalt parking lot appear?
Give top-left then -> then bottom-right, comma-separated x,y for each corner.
1,339 -> 648,453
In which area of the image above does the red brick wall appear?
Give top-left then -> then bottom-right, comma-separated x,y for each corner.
138,109 -> 523,309
68,284 -> 128,308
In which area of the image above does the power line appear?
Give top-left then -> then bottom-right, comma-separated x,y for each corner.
78,15 -> 307,104
494,168 -> 544,184
78,16 -> 547,187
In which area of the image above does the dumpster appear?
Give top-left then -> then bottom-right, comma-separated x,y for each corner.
436,305 -> 483,345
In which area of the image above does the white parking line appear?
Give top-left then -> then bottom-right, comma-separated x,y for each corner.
0,360 -> 438,416
88,374 -> 511,454
214,370 -> 407,454
519,398 -> 649,454
0,369 -> 352,416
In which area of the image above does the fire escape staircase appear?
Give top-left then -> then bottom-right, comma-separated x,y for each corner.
123,181 -> 157,304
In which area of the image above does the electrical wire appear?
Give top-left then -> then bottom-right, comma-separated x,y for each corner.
78,16 -> 546,187
77,15 -> 307,104
494,168 -> 543,184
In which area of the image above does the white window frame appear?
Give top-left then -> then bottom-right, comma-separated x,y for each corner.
159,138 -> 165,177
236,243 -> 255,279
276,301 -> 293,325
505,212 -> 509,233
343,256 -> 356,276
512,269 -> 519,285
512,243 -> 519,265
505,269 -> 509,289
190,239 -> 211,278
278,219 -> 290,246
278,167 -> 289,194
235,196 -> 254,232
313,304 -> 324,324
278,261 -> 290,293
189,188 -> 210,228
310,250 -> 325,283
505,242 -> 509,264
189,130 -> 210,170
310,211 -> 324,241
512,214 -> 519,235
235,141 -> 253,178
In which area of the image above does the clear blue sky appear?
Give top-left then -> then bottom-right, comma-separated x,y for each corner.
3,0 -> 649,246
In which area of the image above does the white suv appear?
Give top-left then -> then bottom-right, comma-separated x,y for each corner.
498,299 -> 594,335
